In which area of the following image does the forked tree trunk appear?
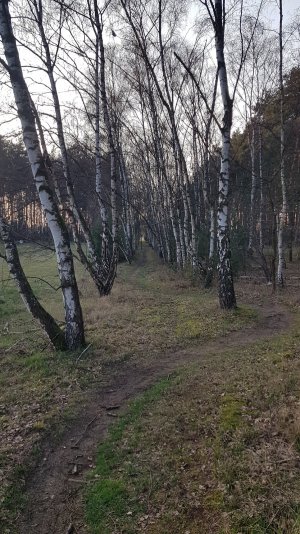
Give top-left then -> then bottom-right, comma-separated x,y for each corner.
34,3 -> 110,297
214,0 -> 237,309
95,0 -> 118,288
0,0 -> 85,349
0,217 -> 66,350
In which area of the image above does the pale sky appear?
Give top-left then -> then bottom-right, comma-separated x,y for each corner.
1,0 -> 299,140
284,0 -> 300,13
267,0 -> 300,23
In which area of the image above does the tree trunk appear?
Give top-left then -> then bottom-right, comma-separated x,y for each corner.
95,35 -> 109,262
95,0 -> 118,288
0,217 -> 66,350
0,0 -> 85,349
35,6 -> 110,297
214,0 -> 237,309
288,211 -> 294,262
204,206 -> 216,288
277,0 -> 286,287
248,126 -> 256,253
258,123 -> 264,251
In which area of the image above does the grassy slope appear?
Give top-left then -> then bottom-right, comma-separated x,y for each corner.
86,323 -> 300,534
0,244 -> 255,528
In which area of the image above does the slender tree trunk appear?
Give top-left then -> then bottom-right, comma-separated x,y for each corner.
0,217 -> 66,350
33,0 -> 112,298
95,36 -> 109,262
204,206 -> 216,288
92,0 -> 119,293
255,130 -> 272,284
258,124 -> 264,251
38,14 -> 96,253
0,0 -> 85,349
181,181 -> 190,261
277,0 -> 286,287
288,211 -> 294,262
248,126 -> 256,253
177,206 -> 186,266
272,208 -> 278,291
168,193 -> 182,266
209,206 -> 216,261
119,149 -> 133,260
186,184 -> 196,268
95,1 -> 118,279
214,0 -> 237,309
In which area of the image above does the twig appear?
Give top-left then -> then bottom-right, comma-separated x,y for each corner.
101,404 -> 120,411
5,339 -> 22,352
75,342 -> 93,363
67,479 -> 87,484
276,457 -> 298,464
10,328 -> 40,335
1,276 -> 61,291
71,415 -> 97,449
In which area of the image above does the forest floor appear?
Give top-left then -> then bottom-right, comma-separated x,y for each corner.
1,245 -> 300,533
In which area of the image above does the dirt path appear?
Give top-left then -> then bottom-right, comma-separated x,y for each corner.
17,302 -> 292,534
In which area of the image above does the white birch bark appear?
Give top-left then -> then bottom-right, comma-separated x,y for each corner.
95,127 -> 109,261
277,0 -> 286,287
181,182 -> 190,261
177,206 -> 186,266
36,9 -> 98,259
0,0 -> 85,349
185,184 -> 196,268
95,0 -> 118,270
214,0 -> 236,309
119,149 -> 133,260
168,191 -> 182,266
204,206 -> 216,289
95,35 -> 109,261
32,1 -> 113,297
209,206 -> 216,260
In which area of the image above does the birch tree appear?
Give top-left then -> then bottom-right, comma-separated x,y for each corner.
277,0 -> 287,287
21,0 -> 120,296
211,0 -> 236,308
0,0 -> 85,349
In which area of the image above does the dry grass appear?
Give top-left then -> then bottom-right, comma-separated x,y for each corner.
85,256 -> 300,534
0,244 -> 255,529
82,250 -> 257,366
87,318 -> 300,534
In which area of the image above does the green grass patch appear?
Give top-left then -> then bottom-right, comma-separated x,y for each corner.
219,395 -> 243,433
86,376 -> 177,533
